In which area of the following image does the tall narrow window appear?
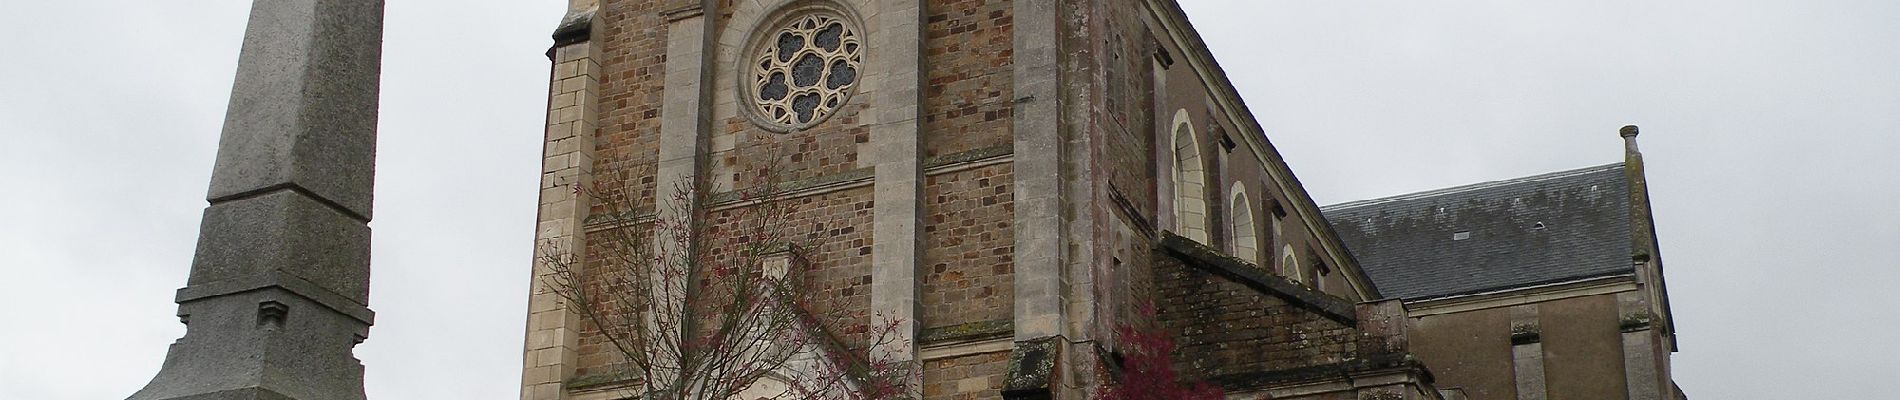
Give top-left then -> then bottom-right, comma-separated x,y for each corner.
1171,109 -> 1209,243
1270,208 -> 1283,261
1228,184 -> 1259,266
1310,257 -> 1329,291
1281,245 -> 1301,284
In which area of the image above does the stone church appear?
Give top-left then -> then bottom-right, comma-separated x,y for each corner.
517,0 -> 1684,399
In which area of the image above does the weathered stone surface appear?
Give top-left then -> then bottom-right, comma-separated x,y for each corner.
1001,337 -> 1058,400
1156,231 -> 1359,325
205,0 -> 384,219
132,1 -> 382,399
130,290 -> 369,400
189,190 -> 372,304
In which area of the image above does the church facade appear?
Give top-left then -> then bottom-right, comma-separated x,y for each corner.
517,0 -> 1682,399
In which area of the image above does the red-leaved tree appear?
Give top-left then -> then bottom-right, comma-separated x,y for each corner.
1097,303 -> 1228,400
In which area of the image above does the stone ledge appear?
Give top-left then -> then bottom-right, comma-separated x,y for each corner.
1206,352 -> 1433,393
1156,231 -> 1359,326
551,7 -> 596,47
566,371 -> 637,393
176,269 -> 375,325
707,167 -> 875,205
919,320 -> 1013,345
581,145 -> 1017,232
923,144 -> 1012,169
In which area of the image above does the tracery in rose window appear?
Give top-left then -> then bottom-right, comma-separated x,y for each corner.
750,13 -> 861,130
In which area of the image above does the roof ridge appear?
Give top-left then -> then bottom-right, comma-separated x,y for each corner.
1321,162 -> 1626,212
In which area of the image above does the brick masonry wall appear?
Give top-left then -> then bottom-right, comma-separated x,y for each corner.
591,0 -> 670,213
923,352 -> 1010,400
573,223 -> 648,378
705,0 -> 873,193
923,0 -> 1014,159
567,0 -> 674,380
918,0 -> 1016,397
570,185 -> 880,377
773,187 -> 880,351
564,0 -> 1389,397
1099,0 -> 1159,331
1153,256 -> 1358,381
922,164 -> 1015,329
575,0 -> 896,379
713,108 -> 872,192
576,0 -> 1026,391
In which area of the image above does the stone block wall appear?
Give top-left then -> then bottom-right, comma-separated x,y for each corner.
922,164 -> 1015,329
924,352 -> 1011,400
532,0 -> 1420,398
1153,255 -> 1358,380
557,0 -> 1026,394
590,0 -> 670,211
773,187 -> 881,350
923,0 -> 1014,159
702,1 -> 877,193
570,223 -> 642,379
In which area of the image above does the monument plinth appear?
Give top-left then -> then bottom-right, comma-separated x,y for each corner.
130,1 -> 384,399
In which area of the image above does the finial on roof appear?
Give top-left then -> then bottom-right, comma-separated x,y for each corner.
1620,125 -> 1642,154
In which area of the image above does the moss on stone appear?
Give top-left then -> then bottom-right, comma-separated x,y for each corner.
1620,311 -> 1653,332
922,144 -> 1012,168
565,371 -> 637,391
919,320 -> 1013,344
1003,337 -> 1059,397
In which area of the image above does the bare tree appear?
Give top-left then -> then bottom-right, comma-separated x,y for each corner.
543,165 -> 911,400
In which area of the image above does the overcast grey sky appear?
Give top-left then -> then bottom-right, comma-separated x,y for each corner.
2,1 -> 1894,399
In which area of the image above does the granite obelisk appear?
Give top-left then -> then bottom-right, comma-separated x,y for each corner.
129,1 -> 383,399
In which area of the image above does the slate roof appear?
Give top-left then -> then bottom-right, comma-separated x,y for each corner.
1321,164 -> 1635,301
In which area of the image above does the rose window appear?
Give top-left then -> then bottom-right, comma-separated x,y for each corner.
749,13 -> 861,131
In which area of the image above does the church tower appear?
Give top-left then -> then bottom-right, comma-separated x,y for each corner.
520,1 -> 1428,399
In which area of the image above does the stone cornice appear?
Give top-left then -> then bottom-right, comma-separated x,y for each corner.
1156,231 -> 1358,326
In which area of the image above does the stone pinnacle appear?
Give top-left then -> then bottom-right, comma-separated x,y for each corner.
129,1 -> 385,399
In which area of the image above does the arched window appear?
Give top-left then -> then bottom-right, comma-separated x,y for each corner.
1228,184 -> 1259,266
1171,109 -> 1209,243
1280,244 -> 1302,284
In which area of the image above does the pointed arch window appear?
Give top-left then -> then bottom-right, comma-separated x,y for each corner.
1228,184 -> 1259,266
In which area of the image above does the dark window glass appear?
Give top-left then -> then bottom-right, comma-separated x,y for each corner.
826,60 -> 856,90
760,72 -> 788,100
776,32 -> 802,62
815,23 -> 843,51
792,54 -> 824,87
792,93 -> 820,123
753,15 -> 861,128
